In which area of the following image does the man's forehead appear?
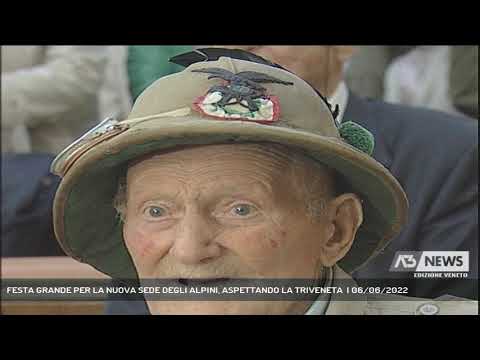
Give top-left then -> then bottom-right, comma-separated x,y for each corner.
127,143 -> 297,172
125,143 -> 335,195
123,144 -> 299,199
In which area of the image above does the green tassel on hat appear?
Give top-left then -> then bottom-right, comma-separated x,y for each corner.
338,121 -> 375,156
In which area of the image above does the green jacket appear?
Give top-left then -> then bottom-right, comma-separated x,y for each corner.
127,46 -> 193,101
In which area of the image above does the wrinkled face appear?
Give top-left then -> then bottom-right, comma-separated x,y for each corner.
121,143 -> 362,315
216,46 -> 355,95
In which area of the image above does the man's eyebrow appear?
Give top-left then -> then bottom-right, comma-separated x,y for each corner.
205,180 -> 274,198
129,188 -> 182,204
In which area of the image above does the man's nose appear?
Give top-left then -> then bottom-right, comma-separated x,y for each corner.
170,211 -> 221,265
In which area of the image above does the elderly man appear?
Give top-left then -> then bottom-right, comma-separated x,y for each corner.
51,56 -> 476,315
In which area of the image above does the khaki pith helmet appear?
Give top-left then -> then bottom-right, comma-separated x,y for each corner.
51,56 -> 408,278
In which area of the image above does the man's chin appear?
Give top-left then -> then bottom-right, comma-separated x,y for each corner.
146,301 -> 310,315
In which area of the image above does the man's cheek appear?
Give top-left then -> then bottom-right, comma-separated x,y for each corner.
226,226 -> 286,268
123,224 -> 162,262
227,227 -> 275,251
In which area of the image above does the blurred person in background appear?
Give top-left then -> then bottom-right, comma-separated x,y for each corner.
1,45 -> 107,257
1,46 -> 107,154
98,46 -> 132,121
449,46 -> 478,119
344,46 -> 413,100
384,46 -> 458,115
346,45 -> 478,120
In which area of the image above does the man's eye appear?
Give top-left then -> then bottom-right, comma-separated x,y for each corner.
230,203 -> 256,217
145,206 -> 167,218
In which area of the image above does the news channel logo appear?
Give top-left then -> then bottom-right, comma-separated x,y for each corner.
390,251 -> 470,278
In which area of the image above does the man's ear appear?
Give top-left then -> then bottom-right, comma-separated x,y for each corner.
319,193 -> 363,267
333,46 -> 358,63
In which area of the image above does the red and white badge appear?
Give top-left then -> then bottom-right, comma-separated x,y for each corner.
191,67 -> 293,124
193,92 -> 281,124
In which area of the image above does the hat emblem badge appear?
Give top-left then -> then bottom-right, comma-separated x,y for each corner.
192,68 -> 293,124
